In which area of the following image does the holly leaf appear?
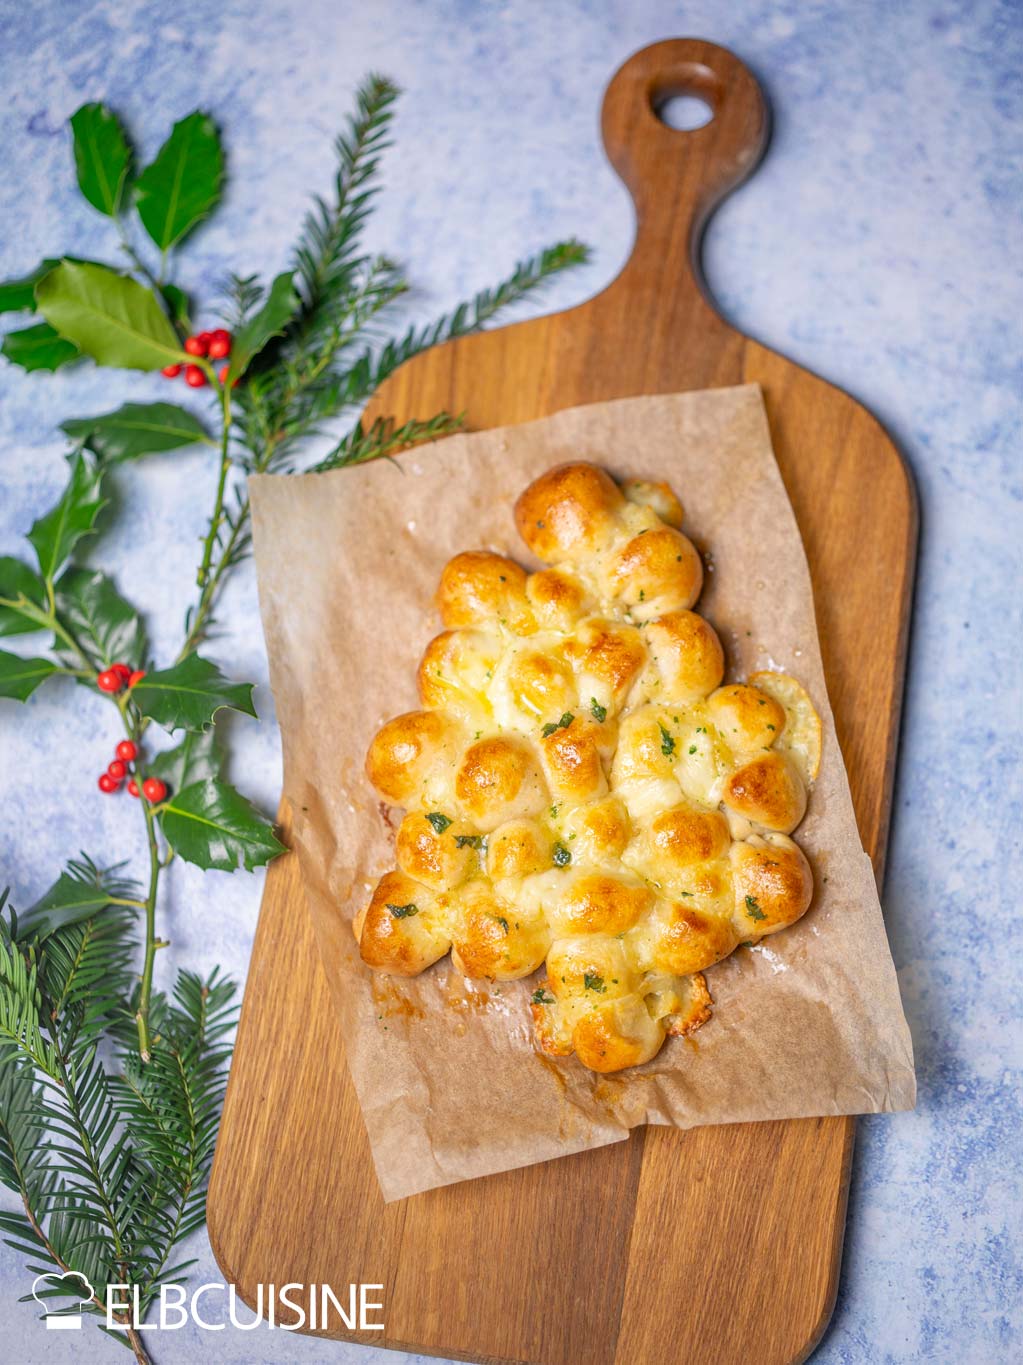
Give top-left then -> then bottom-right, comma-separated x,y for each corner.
131,652 -> 256,732
1,322 -> 79,372
70,103 -> 131,217
160,282 -> 191,330
158,778 -> 285,872
0,558 -> 48,637
147,727 -> 220,793
228,272 -> 299,378
55,567 -> 146,670
0,650 -> 58,701
35,261 -> 184,371
134,112 -> 223,251
18,854 -> 139,938
27,452 -> 106,583
61,402 -> 214,463
0,260 -> 62,314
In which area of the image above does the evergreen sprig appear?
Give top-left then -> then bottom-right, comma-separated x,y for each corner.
0,72 -> 588,1360
0,881 -> 237,1354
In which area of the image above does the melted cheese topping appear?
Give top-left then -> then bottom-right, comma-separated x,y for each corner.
358,462 -> 819,1073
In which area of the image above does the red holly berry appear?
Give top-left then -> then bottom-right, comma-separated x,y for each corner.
111,662 -> 132,683
185,364 -> 208,388
98,772 -> 120,793
208,329 -> 231,359
184,335 -> 208,357
162,363 -> 182,378
127,779 -> 140,797
97,669 -> 122,693
128,669 -> 146,687
142,777 -> 167,804
116,739 -> 138,762
108,758 -> 128,780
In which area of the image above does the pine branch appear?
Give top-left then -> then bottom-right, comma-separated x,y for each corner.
313,411 -> 464,472
0,937 -> 61,1078
292,73 -> 399,326
40,906 -> 137,1046
303,238 -> 591,427
113,970 -> 237,1303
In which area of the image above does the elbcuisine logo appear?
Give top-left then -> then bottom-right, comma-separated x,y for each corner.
31,1272 -> 385,1333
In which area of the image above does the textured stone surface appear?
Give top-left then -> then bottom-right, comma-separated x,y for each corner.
0,1 -> 1019,1361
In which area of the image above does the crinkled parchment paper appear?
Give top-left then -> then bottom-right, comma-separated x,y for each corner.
250,384 -> 915,1202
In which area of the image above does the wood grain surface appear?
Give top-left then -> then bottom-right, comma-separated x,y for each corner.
208,39 -> 917,1365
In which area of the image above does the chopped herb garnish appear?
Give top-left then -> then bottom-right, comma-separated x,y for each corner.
387,902 -> 419,918
638,588 -> 645,601
542,711 -> 574,738
549,803 -> 560,819
680,890 -> 693,897
590,698 -> 607,723
426,812 -> 452,834
659,724 -> 675,757
745,894 -> 766,921
583,972 -> 606,993
531,988 -> 554,1005
766,723 -> 776,731
493,915 -> 509,933
455,834 -> 484,849
688,744 -> 697,754
552,842 -> 572,867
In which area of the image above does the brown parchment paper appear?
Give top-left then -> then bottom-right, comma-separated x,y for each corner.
250,384 -> 916,1203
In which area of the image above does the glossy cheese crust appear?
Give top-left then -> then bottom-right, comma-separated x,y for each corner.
357,462 -> 822,1073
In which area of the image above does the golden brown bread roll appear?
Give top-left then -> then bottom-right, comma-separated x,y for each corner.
358,462 -> 821,1072
356,870 -> 452,976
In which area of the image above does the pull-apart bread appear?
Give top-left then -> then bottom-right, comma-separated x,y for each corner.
355,462 -> 822,1073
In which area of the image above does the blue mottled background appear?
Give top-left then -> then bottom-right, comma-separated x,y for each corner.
1,1 -> 1020,1362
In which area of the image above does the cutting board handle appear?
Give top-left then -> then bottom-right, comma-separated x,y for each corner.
600,39 -> 769,311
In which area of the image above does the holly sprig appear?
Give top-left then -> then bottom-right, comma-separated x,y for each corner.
0,75 -> 588,1360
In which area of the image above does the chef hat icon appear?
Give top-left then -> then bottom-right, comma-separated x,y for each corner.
31,1270 -> 93,1329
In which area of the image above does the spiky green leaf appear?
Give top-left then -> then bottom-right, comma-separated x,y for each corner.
70,103 -> 131,217
54,568 -> 146,672
0,651 -> 59,701
61,402 -> 213,464
158,780 -> 284,872
227,271 -> 299,379
131,652 -> 256,732
146,728 -> 219,794
27,451 -> 106,582
134,112 -> 223,251
19,856 -> 139,941
0,260 -> 62,314
35,261 -> 184,371
0,558 -> 48,638
1,323 -> 79,372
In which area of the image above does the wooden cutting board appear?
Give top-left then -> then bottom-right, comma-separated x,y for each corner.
208,39 -> 916,1365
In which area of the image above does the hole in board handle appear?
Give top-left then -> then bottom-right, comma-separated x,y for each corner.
655,93 -> 714,131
